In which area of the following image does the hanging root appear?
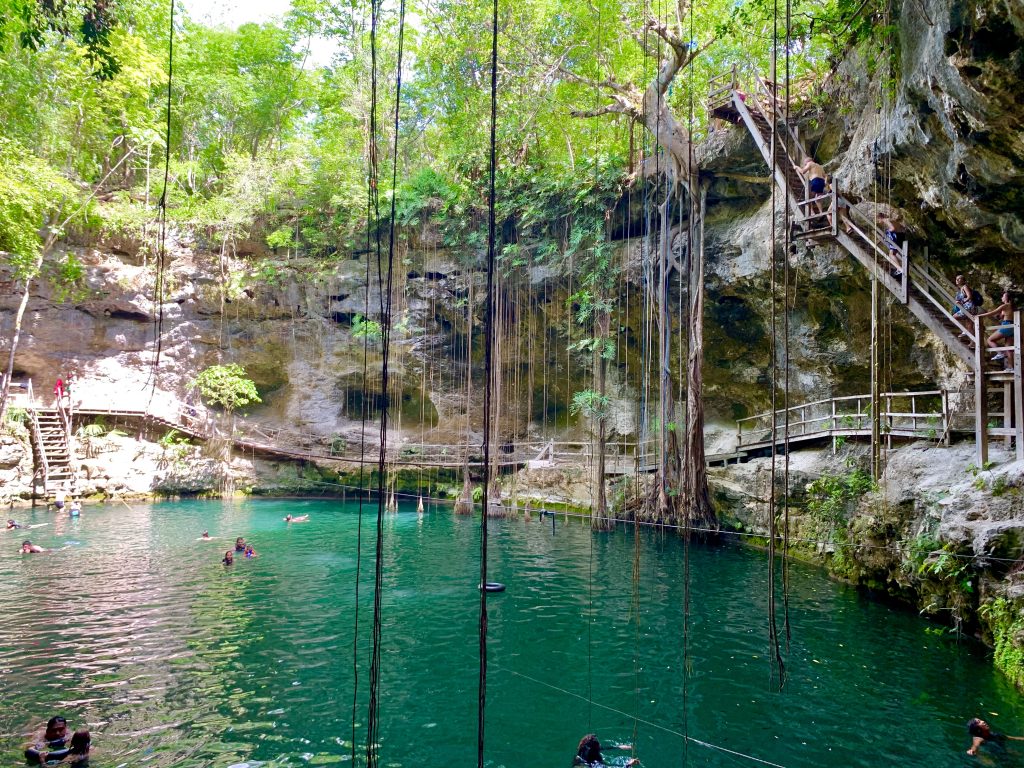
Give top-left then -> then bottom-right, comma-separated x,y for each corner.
454,464 -> 474,514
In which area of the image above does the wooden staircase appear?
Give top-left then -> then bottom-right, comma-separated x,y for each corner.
28,407 -> 76,494
708,70 -> 1023,463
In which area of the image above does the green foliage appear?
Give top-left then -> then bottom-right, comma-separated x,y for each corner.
5,406 -> 27,425
966,461 -> 995,476
0,0 -> 900,297
77,423 -> 107,439
906,535 -> 972,591
159,429 -> 191,448
351,314 -> 383,342
190,364 -> 262,413
570,389 -> 610,420
0,137 -> 76,276
979,598 -> 1024,690
265,226 -> 296,251
157,428 -> 193,469
805,469 -> 875,545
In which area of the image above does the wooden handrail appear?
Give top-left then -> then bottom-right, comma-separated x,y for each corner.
735,389 -> 950,449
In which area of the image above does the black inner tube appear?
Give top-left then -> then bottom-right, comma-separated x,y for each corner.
482,582 -> 506,592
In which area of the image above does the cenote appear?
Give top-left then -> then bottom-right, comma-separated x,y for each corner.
1,498 -> 1021,767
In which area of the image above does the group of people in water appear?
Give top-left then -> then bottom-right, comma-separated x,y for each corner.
13,718 -> 1018,765
9,484 -> 82,554
208,513 -> 310,565
14,715 -> 1015,764
23,716 -> 90,765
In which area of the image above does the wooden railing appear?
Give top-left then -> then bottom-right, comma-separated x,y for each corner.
24,381 -> 51,485
736,390 -> 950,450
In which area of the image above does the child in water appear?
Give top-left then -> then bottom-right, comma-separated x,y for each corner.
244,544 -> 257,558
223,550 -> 234,565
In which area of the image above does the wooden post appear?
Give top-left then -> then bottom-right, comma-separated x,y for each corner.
942,389 -> 950,446
831,398 -> 837,454
1004,378 -> 1012,450
1014,311 -> 1023,461
900,241 -> 909,304
871,269 -> 881,480
974,314 -> 988,466
831,186 -> 838,237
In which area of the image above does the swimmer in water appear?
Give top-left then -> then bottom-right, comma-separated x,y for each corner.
201,531 -> 211,539
68,500 -> 81,517
967,717 -> 1024,755
284,514 -> 309,523
223,550 -> 234,565
234,537 -> 246,552
244,543 -> 257,558
574,734 -> 639,767
7,519 -> 21,529
21,540 -> 45,554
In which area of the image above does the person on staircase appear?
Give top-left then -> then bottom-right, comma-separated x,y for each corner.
979,291 -> 1016,371
798,158 -> 829,225
953,274 -> 979,317
877,213 -> 906,275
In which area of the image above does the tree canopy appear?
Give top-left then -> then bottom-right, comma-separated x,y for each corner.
0,0 -> 884,267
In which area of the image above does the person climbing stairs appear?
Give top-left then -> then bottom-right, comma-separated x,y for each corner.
707,70 -> 1022,462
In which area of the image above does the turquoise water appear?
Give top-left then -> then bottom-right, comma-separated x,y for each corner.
1,498 -> 1022,767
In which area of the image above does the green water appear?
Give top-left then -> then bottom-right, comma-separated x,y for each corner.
0,498 -> 1021,767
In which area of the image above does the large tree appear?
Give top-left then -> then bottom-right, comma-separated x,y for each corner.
566,0 -> 715,531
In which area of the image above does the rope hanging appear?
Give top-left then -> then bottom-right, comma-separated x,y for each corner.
145,0 -> 174,403
477,0 -> 499,761
365,0 -> 407,760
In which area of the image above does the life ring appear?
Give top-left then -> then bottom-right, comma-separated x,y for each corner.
481,582 -> 506,593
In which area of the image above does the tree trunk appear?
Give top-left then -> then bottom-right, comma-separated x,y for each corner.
682,182 -> 716,535
593,310 -> 611,530
0,264 -> 40,424
657,195 -> 675,522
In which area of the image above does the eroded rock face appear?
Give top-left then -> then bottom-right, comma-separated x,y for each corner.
0,432 -> 33,502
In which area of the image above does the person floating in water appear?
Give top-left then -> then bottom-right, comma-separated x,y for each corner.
967,717 -> 1024,755
244,544 -> 257,558
7,518 -> 21,529
201,531 -> 211,540
284,514 -> 309,523
234,537 -> 246,552
21,540 -> 45,553
223,550 -> 234,566
574,734 -> 639,766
